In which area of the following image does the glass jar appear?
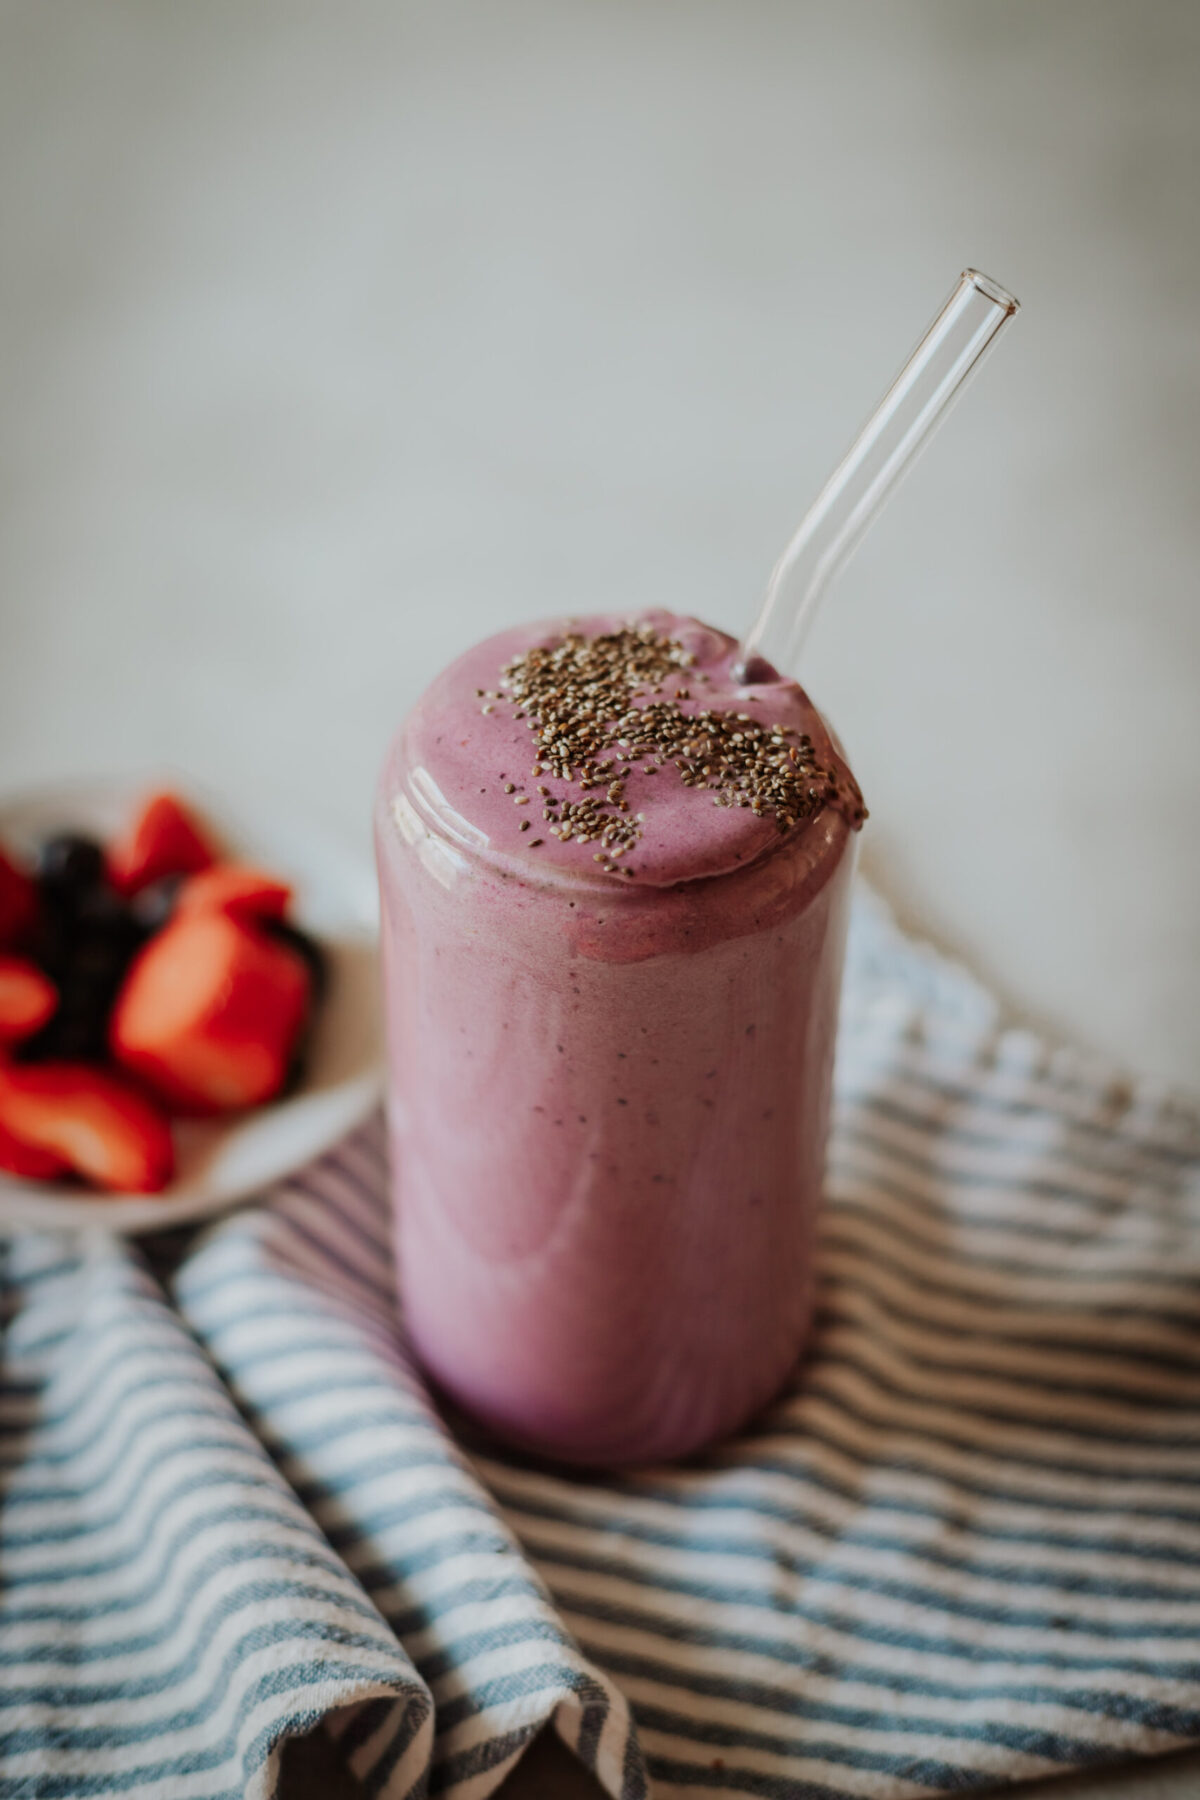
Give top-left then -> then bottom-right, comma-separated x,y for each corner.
376,696 -> 856,1465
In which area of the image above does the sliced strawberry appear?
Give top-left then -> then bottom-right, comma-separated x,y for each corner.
108,792 -> 217,896
0,1063 -> 174,1193
176,864 -> 292,925
0,845 -> 37,949
110,912 -> 310,1113
0,1118 -> 71,1181
0,956 -> 58,1041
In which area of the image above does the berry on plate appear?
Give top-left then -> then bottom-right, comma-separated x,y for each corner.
0,787 -> 329,1197
0,1119 -> 70,1181
108,792 -> 216,896
176,864 -> 292,924
0,846 -> 36,949
110,912 -> 311,1113
0,1062 -> 175,1193
35,833 -> 107,901
0,956 -> 58,1041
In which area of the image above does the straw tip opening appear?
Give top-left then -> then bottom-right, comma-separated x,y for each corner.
963,268 -> 1020,315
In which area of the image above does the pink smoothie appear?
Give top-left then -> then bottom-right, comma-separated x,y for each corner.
375,611 -> 862,1464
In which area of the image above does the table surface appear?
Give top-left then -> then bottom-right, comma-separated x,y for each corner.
4,5 -> 1199,1796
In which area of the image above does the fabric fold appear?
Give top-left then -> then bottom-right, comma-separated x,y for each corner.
0,1232 -> 432,1800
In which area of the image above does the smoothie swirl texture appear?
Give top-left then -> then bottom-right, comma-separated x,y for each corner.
398,609 -> 864,893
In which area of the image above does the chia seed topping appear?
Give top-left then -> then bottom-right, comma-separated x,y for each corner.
477,622 -> 865,875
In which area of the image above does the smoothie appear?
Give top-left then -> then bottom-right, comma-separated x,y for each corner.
376,611 -> 864,1464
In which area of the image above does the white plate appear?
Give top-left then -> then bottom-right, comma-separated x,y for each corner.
0,778 -> 384,1235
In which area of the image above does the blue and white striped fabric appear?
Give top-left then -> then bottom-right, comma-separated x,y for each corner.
3,889 -> 1199,1800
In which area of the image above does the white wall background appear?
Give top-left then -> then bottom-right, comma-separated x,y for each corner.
2,0 -> 1198,1090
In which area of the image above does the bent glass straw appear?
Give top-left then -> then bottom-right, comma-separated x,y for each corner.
736,269 -> 1019,682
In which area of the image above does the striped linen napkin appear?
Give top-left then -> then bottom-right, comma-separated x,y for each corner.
2,888 -> 1199,1800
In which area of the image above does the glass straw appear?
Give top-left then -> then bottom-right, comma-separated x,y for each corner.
736,269 -> 1019,682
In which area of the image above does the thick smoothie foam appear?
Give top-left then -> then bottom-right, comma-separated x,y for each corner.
377,612 -> 862,1464
400,609 -> 862,891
